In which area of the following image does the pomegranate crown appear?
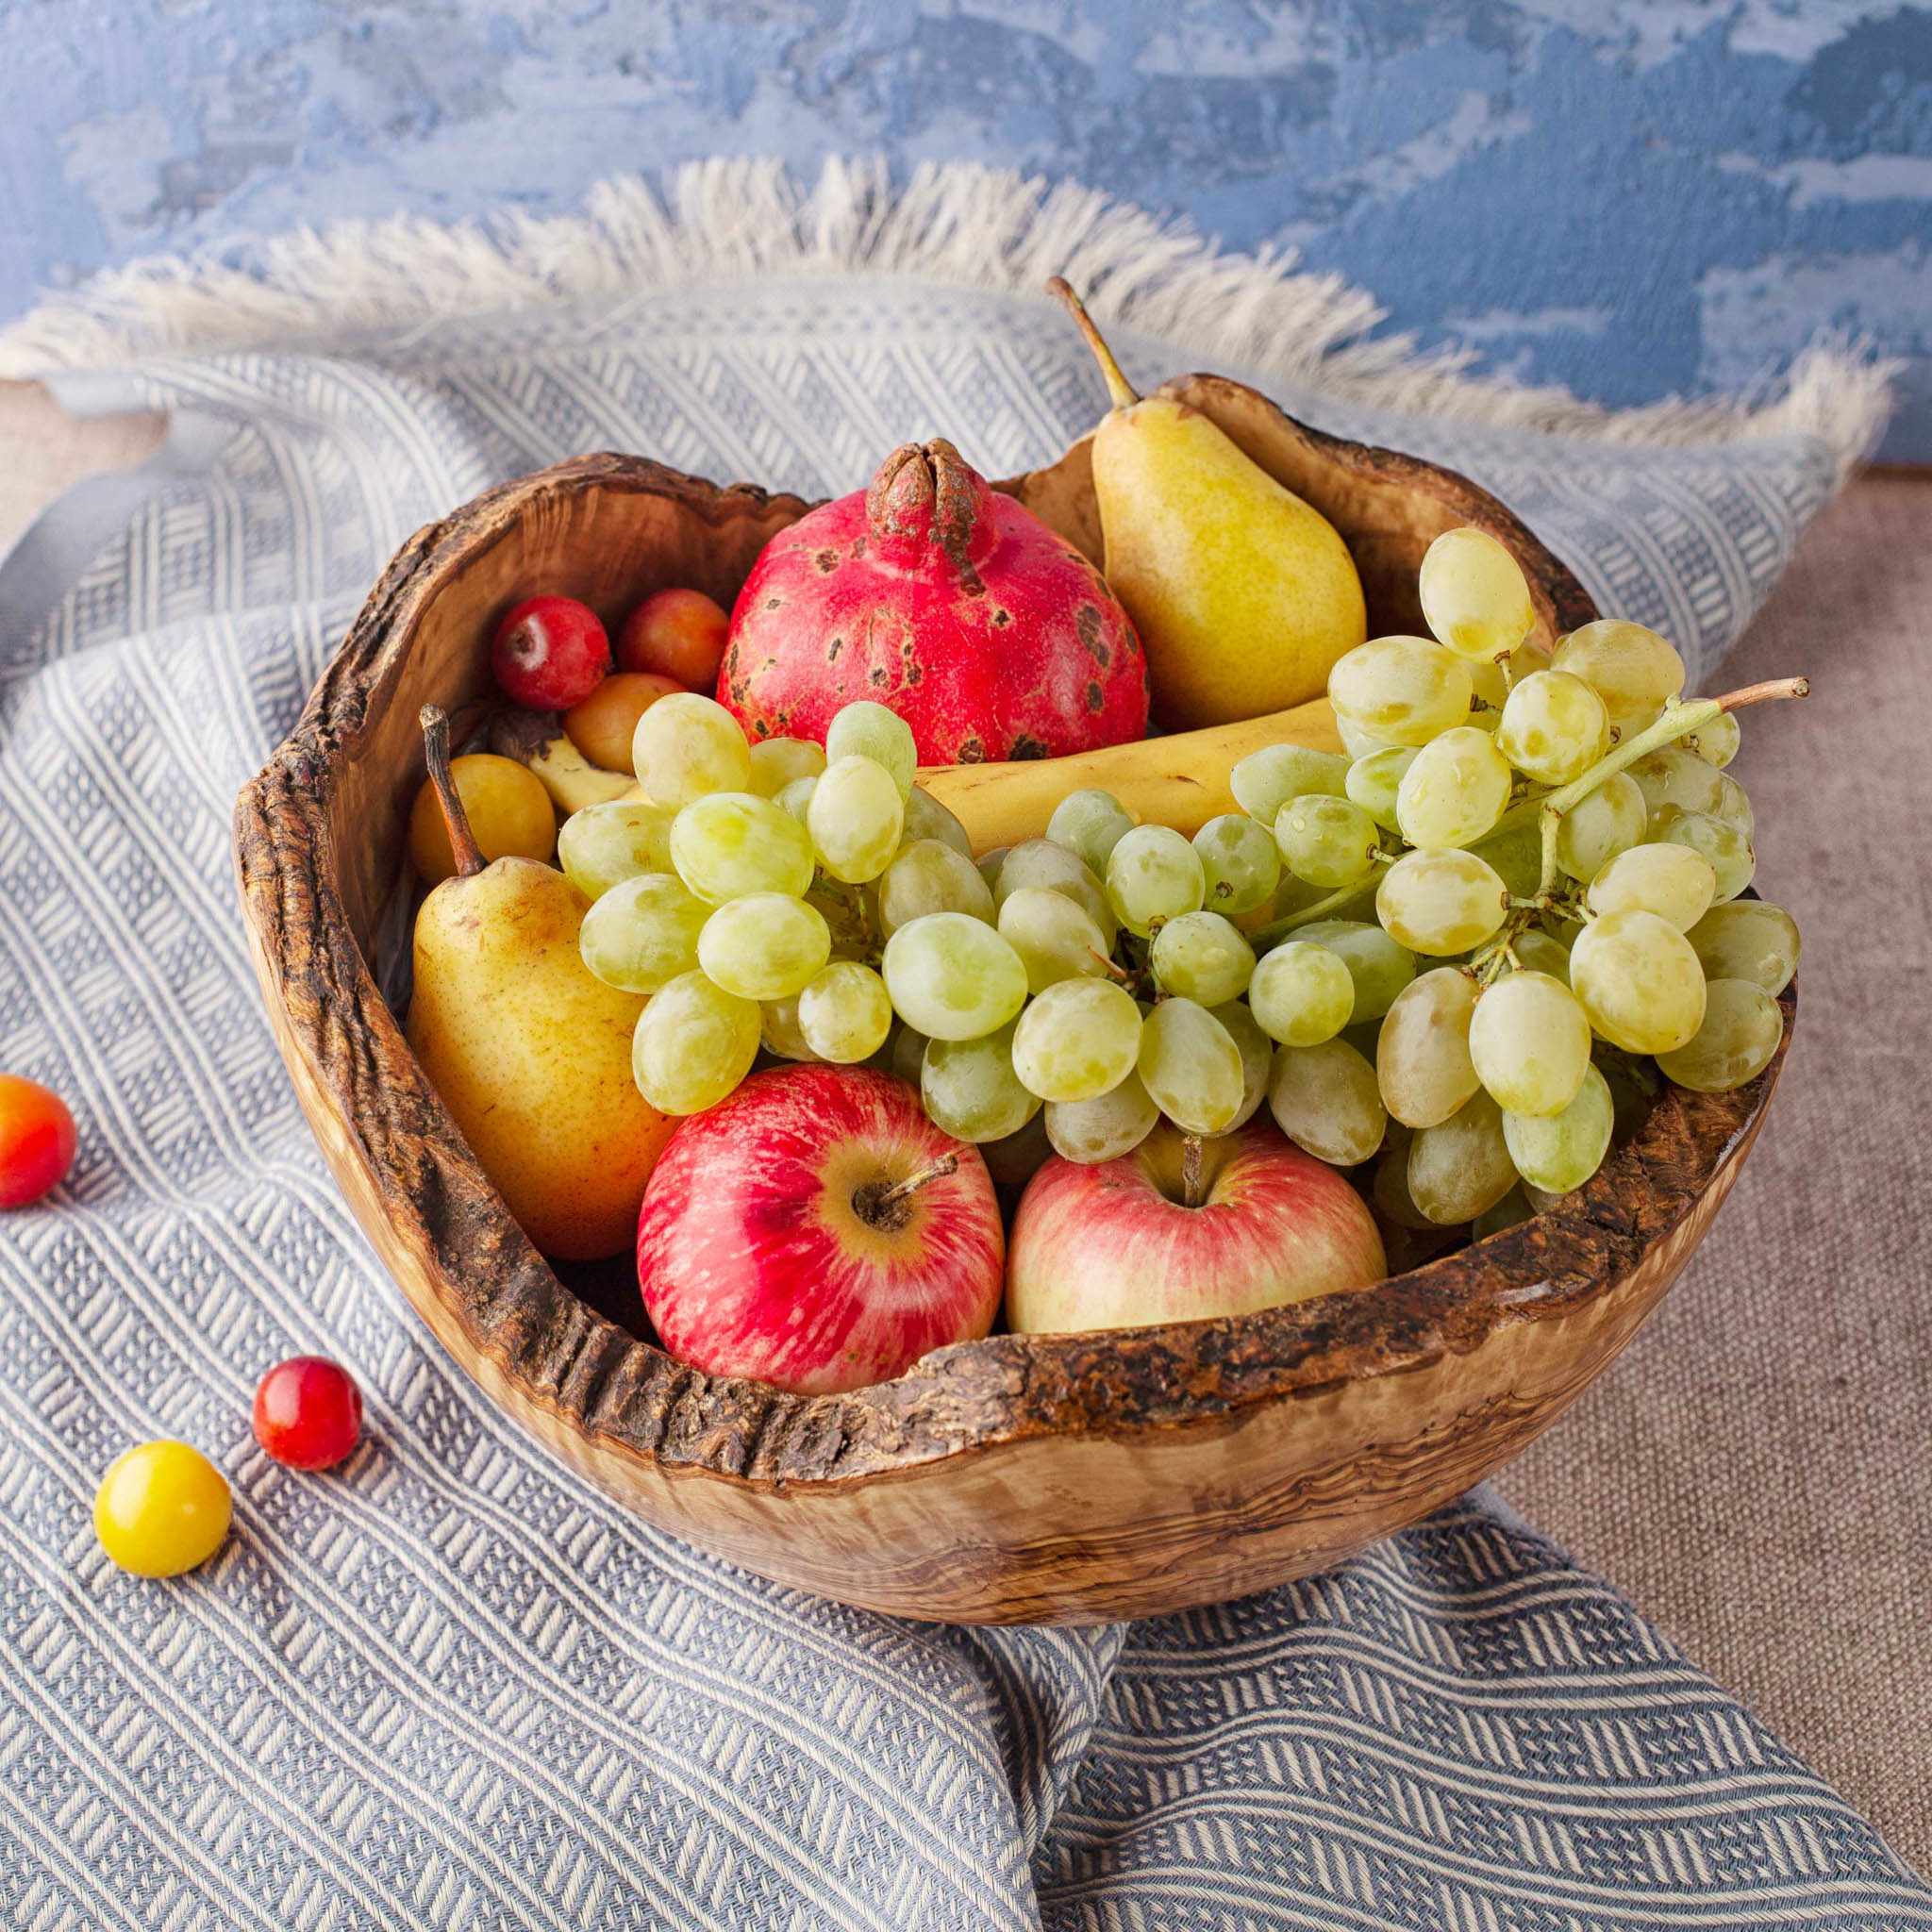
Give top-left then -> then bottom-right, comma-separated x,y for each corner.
864,439 -> 997,591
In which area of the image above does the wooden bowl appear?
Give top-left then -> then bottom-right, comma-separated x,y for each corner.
234,375 -> 1792,1625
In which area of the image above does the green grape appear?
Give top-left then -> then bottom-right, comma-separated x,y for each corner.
876,839 -> 995,936
1408,1090 -> 1517,1224
1374,968 -> 1479,1129
1138,998 -> 1245,1135
1468,969 -> 1592,1117
1229,745 -> 1350,826
808,755 -> 906,883
1417,525 -> 1536,662
1551,621 -> 1686,724
1712,772 -> 1755,841
1047,788 -> 1138,876
889,1023 -> 930,1089
1044,1070 -> 1159,1164
1011,979 -> 1144,1104
632,691 -> 752,808
1248,941 -> 1355,1046
1150,911 -> 1255,1005
669,791 -> 816,902
1654,978 -> 1783,1092
1372,1146 -> 1437,1229
1585,841 -> 1716,932
631,970 -> 760,1114
900,784 -> 974,858
1497,670 -> 1609,786
921,1024 -> 1040,1141
1554,772 -> 1647,884
996,886 -> 1112,994
1106,825 -> 1207,936
1294,920 -> 1418,1024
759,994 -> 821,1062
1267,1037 -> 1387,1167
774,774 -> 818,825
796,960 -> 893,1064
1467,640 -> 1553,712
1502,1062 -> 1614,1194
1211,1000 -> 1274,1131
981,1112 -> 1055,1190
746,736 -> 826,798
558,800 -> 675,900
1274,794 -> 1382,890
995,839 -> 1116,937
1627,744 -> 1725,823
1650,806 -> 1753,903
1473,1185 -> 1536,1238
974,846 -> 1009,895
580,872 -> 708,992
1344,746 -> 1418,833
1569,908 -> 1707,1055
1192,814 -> 1280,914
1679,709 -> 1740,768
696,892 -> 831,1001
1337,715 -> 1403,759
1327,636 -> 1475,747
1375,848 -> 1510,957
1394,726 -> 1513,848
1685,901 -> 1799,995
1468,818 -> 1543,897
826,700 -> 917,800
880,911 -> 1028,1041
1510,926 -> 1573,983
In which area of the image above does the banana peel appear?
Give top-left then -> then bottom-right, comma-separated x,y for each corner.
920,695 -> 1341,853
489,709 -> 643,814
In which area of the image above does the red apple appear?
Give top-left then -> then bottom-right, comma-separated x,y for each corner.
636,1065 -> 1005,1394
1007,1119 -> 1386,1335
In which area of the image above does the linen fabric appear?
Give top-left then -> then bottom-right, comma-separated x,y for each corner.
0,279 -> 1922,1930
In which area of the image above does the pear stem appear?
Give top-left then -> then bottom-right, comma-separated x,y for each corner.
419,704 -> 486,878
1046,276 -> 1141,410
1181,1134 -> 1204,1208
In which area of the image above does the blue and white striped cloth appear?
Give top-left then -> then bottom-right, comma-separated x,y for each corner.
1,279 -> 1924,1929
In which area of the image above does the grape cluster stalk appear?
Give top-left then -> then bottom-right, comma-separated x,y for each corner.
566,525 -> 1803,1237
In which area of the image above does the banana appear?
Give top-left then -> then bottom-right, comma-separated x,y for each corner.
489,709 -> 643,815
920,696 -> 1341,852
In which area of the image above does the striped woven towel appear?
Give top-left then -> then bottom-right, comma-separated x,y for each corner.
1,270 -> 1924,1930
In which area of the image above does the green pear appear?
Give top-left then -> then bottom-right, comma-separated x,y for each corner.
405,707 -> 674,1259
1050,278 -> 1367,732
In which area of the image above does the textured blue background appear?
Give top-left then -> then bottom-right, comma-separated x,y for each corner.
4,1 -> 1929,458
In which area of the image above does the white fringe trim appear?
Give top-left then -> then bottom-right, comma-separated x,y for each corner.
0,157 -> 1896,475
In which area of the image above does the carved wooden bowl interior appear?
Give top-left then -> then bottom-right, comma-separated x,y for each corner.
234,375 -> 1792,1625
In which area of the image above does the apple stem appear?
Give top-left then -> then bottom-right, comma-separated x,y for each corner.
856,1153 -> 959,1229
1046,276 -> 1141,410
419,705 -> 486,878
1181,1134 -> 1204,1209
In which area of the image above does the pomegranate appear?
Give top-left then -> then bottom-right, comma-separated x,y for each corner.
719,440 -> 1147,763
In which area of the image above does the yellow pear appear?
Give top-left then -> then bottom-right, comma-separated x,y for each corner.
405,708 -> 675,1259
1049,278 -> 1367,732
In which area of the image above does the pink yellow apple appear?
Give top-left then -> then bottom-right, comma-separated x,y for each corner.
636,1065 -> 1005,1393
1007,1119 -> 1385,1335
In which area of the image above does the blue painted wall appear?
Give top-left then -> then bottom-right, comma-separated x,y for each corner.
5,2 -> 1929,458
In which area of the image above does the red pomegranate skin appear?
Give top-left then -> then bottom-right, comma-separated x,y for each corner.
635,1065 -> 1005,1395
719,440 -> 1147,762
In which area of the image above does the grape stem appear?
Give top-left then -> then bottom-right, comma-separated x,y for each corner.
418,705 -> 486,878
1244,861 -> 1387,952
1088,946 -> 1132,981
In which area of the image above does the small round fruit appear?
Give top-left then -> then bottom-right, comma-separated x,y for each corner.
0,1074 -> 76,1209
1468,970 -> 1592,1118
1229,745 -> 1350,825
1010,979 -> 1143,1104
1106,826 -> 1206,936
633,691 -> 753,808
408,754 -> 555,885
1149,911 -> 1255,1006
94,1441 -> 231,1577
1408,1090 -> 1517,1224
1394,726 -> 1512,849
1138,998 -> 1246,1136
1569,909 -> 1707,1056
1267,1037 -> 1386,1167
1497,670 -> 1609,786
997,887 -> 1112,995
580,873 -> 709,993
617,588 -> 729,690
1047,789 -> 1138,877
1044,1071 -> 1159,1165
808,756 -> 907,884
1655,978 -> 1784,1093
491,595 -> 610,709
1417,525 -> 1535,662
1585,842 -> 1716,932
1275,794 -> 1382,888
670,791 -> 816,902
1248,942 -> 1354,1048
697,894 -> 831,1001
1686,901 -> 1800,996
1502,1062 -> 1616,1197
253,1357 -> 363,1471
1293,921 -> 1417,1025
1551,620 -> 1685,724
564,672 -> 681,772
1375,848 -> 1509,957
1554,772 -> 1648,885
922,1025 -> 1040,1142
880,913 -> 1028,1041
746,737 -> 827,798
1375,969 -> 1479,1129
826,701 -> 918,801
1327,636 -> 1474,747
557,799 -> 675,900
796,962 -> 893,1064
1192,814 -> 1280,915
631,971 -> 761,1114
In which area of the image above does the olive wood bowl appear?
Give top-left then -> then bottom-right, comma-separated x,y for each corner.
234,375 -> 1792,1625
